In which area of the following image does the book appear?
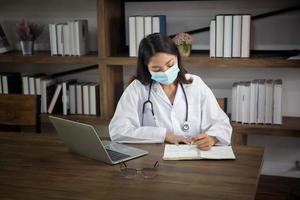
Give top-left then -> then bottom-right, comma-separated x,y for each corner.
241,15 -> 251,58
257,79 -> 266,124
63,23 -> 71,56
48,84 -> 62,114
152,15 -> 166,34
209,20 -> 216,58
215,15 -> 224,58
62,80 -> 77,115
223,15 -> 233,58
163,144 -> 236,160
241,82 -> 251,124
129,16 -> 137,57
0,24 -> 12,53
49,24 -> 58,56
74,19 -> 88,56
69,83 -> 77,114
22,75 -> 29,95
41,78 -> 56,113
89,83 -> 100,115
144,16 -> 152,37
83,84 -> 90,115
231,82 -> 237,121
232,15 -> 242,58
135,16 -> 144,55
265,80 -> 274,124
68,21 -> 75,56
76,83 -> 83,114
0,75 -> 2,93
236,82 -> 243,122
273,79 -> 282,124
56,24 -> 64,56
249,80 -> 258,124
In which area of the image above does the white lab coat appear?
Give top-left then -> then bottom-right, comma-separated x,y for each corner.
109,74 -> 232,145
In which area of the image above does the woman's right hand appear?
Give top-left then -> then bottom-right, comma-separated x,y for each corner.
165,132 -> 189,145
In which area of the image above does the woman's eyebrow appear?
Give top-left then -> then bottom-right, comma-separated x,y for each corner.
150,57 -> 174,68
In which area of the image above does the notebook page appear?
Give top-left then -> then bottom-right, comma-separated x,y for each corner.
200,146 -> 236,159
163,144 -> 200,160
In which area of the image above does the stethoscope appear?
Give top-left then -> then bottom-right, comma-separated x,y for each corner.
142,81 -> 190,132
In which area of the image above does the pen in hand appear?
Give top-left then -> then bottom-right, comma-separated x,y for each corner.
189,124 -> 213,145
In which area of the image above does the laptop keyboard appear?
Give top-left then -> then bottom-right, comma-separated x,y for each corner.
106,149 -> 130,162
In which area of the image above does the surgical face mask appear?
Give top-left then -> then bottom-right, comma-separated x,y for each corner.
150,63 -> 180,85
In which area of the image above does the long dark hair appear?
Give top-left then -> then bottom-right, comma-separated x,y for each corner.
133,33 -> 192,85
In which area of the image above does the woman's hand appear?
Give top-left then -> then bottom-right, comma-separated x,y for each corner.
187,134 -> 218,150
165,132 -> 189,145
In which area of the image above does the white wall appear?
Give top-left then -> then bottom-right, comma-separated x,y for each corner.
1,0 -> 300,177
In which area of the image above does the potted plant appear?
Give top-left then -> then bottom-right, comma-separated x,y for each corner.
16,19 -> 44,55
173,32 -> 193,57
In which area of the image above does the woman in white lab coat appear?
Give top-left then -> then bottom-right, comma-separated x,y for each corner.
109,33 -> 232,150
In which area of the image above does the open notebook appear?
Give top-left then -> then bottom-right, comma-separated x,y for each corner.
163,144 -> 236,160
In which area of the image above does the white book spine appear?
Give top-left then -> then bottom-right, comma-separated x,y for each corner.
75,20 -> 88,56
62,82 -> 68,115
22,76 -> 29,95
41,80 -> 47,113
223,15 -> 233,58
129,16 -> 137,57
209,20 -> 216,58
89,84 -> 97,115
49,24 -> 58,55
249,81 -> 258,124
135,16 -> 144,57
69,85 -> 76,115
241,15 -> 251,58
74,21 -> 80,56
48,84 -> 62,114
152,16 -> 160,33
231,83 -> 237,121
57,24 -> 64,56
35,78 -> 42,95
236,83 -> 242,122
0,75 -> 2,94
83,84 -> 90,115
63,24 -> 70,56
68,22 -> 74,56
76,84 -> 83,114
257,80 -> 266,124
144,16 -> 152,37
2,76 -> 8,94
216,15 -> 224,57
29,77 -> 35,95
273,80 -> 282,124
232,15 -> 242,58
265,80 -> 273,124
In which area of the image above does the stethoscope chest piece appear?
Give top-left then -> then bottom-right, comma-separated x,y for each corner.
182,121 -> 190,132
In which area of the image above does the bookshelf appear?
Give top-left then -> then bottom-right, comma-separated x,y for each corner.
0,51 -> 98,65
0,0 -> 300,142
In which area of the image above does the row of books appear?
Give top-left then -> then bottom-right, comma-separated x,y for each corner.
128,15 -> 166,57
47,81 -> 100,116
231,79 -> 282,125
49,19 -> 89,56
210,14 -> 251,58
0,73 -> 100,116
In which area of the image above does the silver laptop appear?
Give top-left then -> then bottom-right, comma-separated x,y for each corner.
49,116 -> 148,165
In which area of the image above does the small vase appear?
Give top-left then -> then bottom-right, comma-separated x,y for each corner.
20,41 -> 34,56
178,43 -> 192,57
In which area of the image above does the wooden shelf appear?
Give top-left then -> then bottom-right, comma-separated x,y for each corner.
232,117 -> 300,138
100,53 -> 300,68
0,51 -> 99,65
41,114 -> 109,125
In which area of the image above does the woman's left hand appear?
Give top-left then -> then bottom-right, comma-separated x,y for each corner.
187,134 -> 218,150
